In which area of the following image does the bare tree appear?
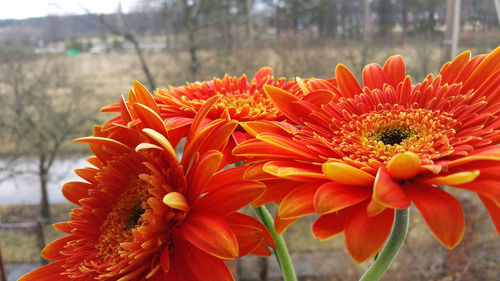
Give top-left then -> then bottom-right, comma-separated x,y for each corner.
82,3 -> 156,90
0,48 -> 97,219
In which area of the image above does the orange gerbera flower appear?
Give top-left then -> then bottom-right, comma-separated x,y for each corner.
155,67 -> 301,122
234,47 -> 500,263
20,86 -> 275,281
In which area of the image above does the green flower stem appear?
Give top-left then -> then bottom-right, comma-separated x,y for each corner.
359,208 -> 410,281
254,205 -> 298,281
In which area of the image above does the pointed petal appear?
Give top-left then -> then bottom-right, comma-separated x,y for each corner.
322,162 -> 375,186
278,182 -> 320,219
373,168 -> 411,209
335,64 -> 363,98
41,235 -> 75,260
312,210 -> 349,240
420,170 -> 480,186
187,150 -> 223,202
181,215 -> 238,260
314,182 -> 371,214
345,205 -> 394,263
133,102 -> 168,135
405,182 -> 465,248
142,128 -> 179,163
193,181 -> 265,215
263,85 -> 302,124
274,215 -> 297,235
17,260 -> 66,281
74,137 -> 133,154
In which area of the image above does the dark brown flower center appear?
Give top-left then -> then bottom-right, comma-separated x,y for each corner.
124,203 -> 145,231
374,128 -> 413,146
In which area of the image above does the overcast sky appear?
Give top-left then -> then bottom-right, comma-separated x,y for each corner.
0,0 -> 136,20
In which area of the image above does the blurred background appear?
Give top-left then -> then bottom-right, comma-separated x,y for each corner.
0,0 -> 499,280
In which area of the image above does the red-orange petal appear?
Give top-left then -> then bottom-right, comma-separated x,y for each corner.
314,182 -> 371,214
405,182 -> 465,249
336,64 -> 363,98
17,260 -> 66,281
278,182 -> 321,219
61,181 -> 93,205
193,181 -> 265,216
362,63 -> 387,89
312,209 -> 349,240
373,168 -> 411,209
478,193 -> 500,236
181,214 -> 238,260
383,55 -> 406,88
344,204 -> 394,263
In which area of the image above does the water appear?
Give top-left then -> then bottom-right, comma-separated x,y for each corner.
0,157 -> 89,205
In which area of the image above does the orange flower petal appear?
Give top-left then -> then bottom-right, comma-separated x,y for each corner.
263,84 -> 301,124
335,64 -> 363,98
278,182 -> 320,219
187,150 -> 223,202
383,55 -> 406,88
420,170 -> 480,186
17,260 -> 66,281
181,215 -> 238,260
478,194 -> 500,236
314,182 -> 371,214
362,63 -> 387,89
322,162 -> 375,186
274,215 -> 297,235
387,152 -> 421,180
182,245 -> 234,281
41,235 -> 75,260
163,192 -> 190,213
312,209 -> 349,240
62,181 -> 93,206
373,168 -> 411,209
193,181 -> 265,216
344,204 -> 394,263
405,182 -> 465,249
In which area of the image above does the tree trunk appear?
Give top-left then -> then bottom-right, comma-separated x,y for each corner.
259,256 -> 268,281
127,34 -> 156,90
0,245 -> 7,281
39,159 -> 51,219
401,0 -> 408,40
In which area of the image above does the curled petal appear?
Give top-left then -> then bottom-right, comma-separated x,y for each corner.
373,168 -> 410,209
387,152 -> 421,180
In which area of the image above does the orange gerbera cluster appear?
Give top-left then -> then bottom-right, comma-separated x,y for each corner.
235,47 -> 500,262
20,83 -> 275,281
22,47 -> 500,281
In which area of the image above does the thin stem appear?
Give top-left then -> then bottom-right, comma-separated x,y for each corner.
254,205 -> 298,281
359,209 -> 410,281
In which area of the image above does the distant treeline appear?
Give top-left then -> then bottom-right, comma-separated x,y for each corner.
0,0 -> 498,47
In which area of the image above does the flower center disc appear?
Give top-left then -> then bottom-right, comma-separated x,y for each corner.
375,128 -> 413,146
